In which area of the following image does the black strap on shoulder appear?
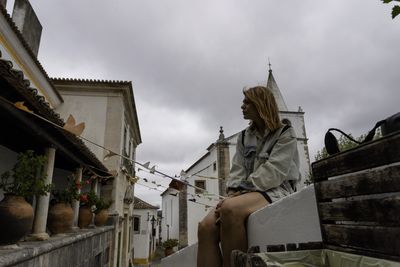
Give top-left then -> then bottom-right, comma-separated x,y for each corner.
241,129 -> 246,146
281,124 -> 291,135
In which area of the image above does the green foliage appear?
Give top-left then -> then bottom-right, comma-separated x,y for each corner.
314,133 -> 366,161
94,197 -> 112,214
381,0 -> 400,19
0,150 -> 52,200
315,128 -> 383,161
393,5 -> 400,18
51,175 -> 79,204
79,190 -> 98,207
162,238 -> 179,249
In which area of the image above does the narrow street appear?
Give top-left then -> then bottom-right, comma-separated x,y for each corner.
134,245 -> 164,267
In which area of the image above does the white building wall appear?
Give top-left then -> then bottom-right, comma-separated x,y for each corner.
133,208 -> 158,260
55,86 -> 137,267
55,94 -> 108,160
161,189 -> 180,242
185,148 -> 219,246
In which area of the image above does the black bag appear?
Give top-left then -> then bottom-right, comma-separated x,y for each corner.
325,112 -> 400,155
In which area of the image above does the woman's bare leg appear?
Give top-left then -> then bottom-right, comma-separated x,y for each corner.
197,208 -> 222,267
218,192 -> 268,267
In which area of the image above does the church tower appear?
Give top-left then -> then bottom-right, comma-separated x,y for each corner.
266,63 -> 311,187
267,63 -> 288,112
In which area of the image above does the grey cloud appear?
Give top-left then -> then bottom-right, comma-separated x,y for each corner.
28,0 -> 400,205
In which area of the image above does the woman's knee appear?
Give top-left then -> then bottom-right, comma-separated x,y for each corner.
197,217 -> 219,241
219,199 -> 246,222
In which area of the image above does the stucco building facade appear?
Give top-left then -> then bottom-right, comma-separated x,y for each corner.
52,79 -> 142,267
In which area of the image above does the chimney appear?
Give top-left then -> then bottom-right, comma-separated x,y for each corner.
12,0 -> 42,57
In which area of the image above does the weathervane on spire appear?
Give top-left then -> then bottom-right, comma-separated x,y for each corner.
268,57 -> 272,73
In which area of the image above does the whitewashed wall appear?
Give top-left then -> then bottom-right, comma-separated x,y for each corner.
185,147 -> 220,246
56,94 -> 109,160
133,209 -> 158,261
161,188 -> 180,242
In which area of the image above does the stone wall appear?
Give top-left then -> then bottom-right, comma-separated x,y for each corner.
0,226 -> 114,267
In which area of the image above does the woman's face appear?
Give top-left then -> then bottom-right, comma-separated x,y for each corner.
241,97 -> 259,121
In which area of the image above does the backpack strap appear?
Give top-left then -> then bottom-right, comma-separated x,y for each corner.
241,129 -> 246,146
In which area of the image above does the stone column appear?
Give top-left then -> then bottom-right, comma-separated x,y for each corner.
71,167 -> 82,231
89,178 -> 98,228
217,127 -> 230,196
30,147 -> 56,240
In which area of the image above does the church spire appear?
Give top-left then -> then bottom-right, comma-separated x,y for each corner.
266,60 -> 288,111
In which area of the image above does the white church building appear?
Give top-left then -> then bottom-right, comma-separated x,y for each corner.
161,67 -> 311,248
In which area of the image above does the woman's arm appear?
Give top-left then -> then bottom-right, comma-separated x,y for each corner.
225,131 -> 247,192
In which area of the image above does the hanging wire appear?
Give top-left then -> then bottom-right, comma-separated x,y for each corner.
135,180 -> 215,208
0,96 -> 227,199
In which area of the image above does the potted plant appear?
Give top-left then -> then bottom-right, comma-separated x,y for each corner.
0,150 -> 51,245
78,189 -> 98,228
94,197 -> 111,227
162,238 -> 179,256
47,175 -> 79,235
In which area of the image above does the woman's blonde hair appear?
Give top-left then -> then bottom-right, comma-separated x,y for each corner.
243,86 -> 282,131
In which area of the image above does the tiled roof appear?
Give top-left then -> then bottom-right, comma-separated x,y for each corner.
0,5 -> 62,101
134,197 -> 158,210
51,77 -> 131,85
0,52 -> 108,173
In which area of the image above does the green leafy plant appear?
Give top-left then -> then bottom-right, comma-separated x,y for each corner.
94,197 -> 111,214
162,238 -> 179,249
381,0 -> 400,19
0,150 -> 52,200
79,190 -> 98,207
51,175 -> 80,204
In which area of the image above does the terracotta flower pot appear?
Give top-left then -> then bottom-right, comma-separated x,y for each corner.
47,202 -> 73,235
164,247 -> 174,257
0,194 -> 34,245
78,205 -> 93,228
94,209 -> 109,226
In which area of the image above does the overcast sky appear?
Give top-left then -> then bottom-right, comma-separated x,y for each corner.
8,0 -> 399,206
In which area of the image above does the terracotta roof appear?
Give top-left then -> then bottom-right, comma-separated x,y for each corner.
0,5 -> 63,101
51,77 -> 131,85
0,52 -> 108,173
134,197 -> 159,210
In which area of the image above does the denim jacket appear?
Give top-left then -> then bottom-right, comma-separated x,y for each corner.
226,125 -> 300,199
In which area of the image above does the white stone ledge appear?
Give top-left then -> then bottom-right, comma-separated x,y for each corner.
0,226 -> 114,266
247,185 -> 322,250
